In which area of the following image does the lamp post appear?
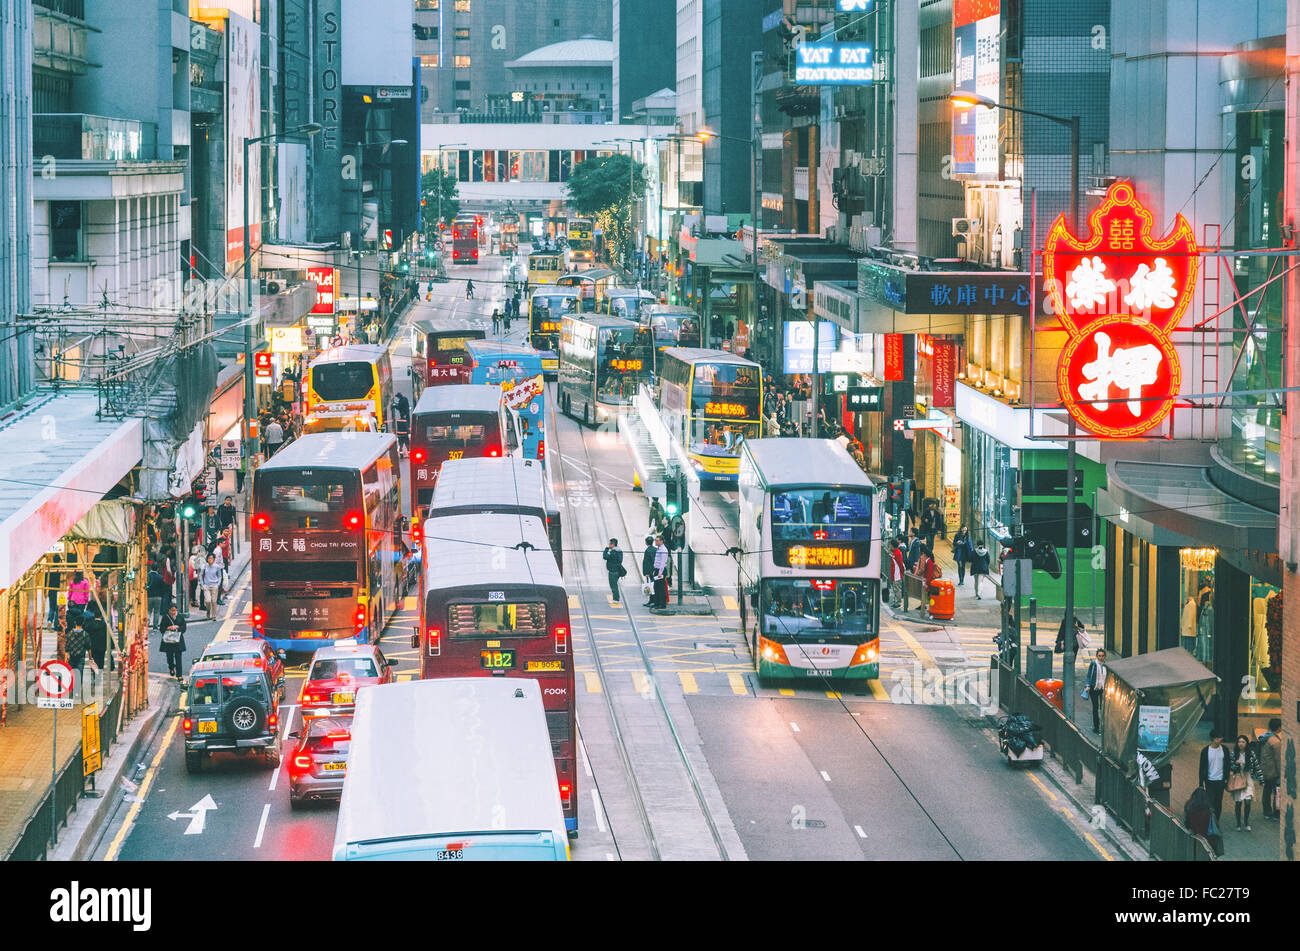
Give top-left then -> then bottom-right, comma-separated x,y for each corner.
950,91 -> 1082,714
242,122 -> 321,523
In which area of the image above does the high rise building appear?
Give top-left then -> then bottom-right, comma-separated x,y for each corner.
613,0 -> 675,121
0,0 -> 33,408
700,0 -> 763,218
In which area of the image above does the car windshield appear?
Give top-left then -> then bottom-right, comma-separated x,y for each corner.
202,649 -> 258,663
310,657 -> 378,679
305,716 -> 352,750
190,676 -> 221,706
221,673 -> 267,702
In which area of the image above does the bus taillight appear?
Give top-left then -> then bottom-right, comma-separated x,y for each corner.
251,605 -> 266,631
487,447 -> 500,457
553,625 -> 569,654
537,439 -> 545,461
354,603 -> 367,632
412,520 -> 423,543
412,448 -> 427,464
427,627 -> 442,656
559,781 -> 572,809
252,513 -> 270,531
345,511 -> 363,529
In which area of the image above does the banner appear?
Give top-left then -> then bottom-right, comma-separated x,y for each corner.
502,374 -> 545,412
225,11 -> 261,270
883,333 -> 904,381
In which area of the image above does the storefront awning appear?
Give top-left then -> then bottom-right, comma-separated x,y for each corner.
1098,460 -> 1277,553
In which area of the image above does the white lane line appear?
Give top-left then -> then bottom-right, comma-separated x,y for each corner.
789,721 -> 800,733
591,789 -> 607,833
820,770 -> 831,783
268,703 -> 296,792
854,824 -> 868,839
253,803 -> 271,849
579,735 -> 593,778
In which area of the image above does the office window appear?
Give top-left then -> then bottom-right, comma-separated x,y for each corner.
454,80 -> 471,90
455,0 -> 471,10
454,55 -> 471,68
483,150 -> 495,182
415,0 -> 439,8
455,27 -> 470,39
455,99 -> 472,111
49,201 -> 84,262
420,54 -> 439,67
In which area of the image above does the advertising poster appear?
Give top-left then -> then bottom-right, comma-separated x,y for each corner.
225,11 -> 261,271
951,0 -> 1000,178
783,321 -> 837,374
1137,705 -> 1172,753
306,266 -> 337,314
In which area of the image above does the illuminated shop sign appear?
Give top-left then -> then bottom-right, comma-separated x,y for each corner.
1044,181 -> 1198,438
794,43 -> 874,86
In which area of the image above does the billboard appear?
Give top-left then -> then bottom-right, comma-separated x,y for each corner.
277,141 -> 308,243
225,11 -> 261,271
951,0 -> 1000,178
341,0 -> 414,86
306,266 -> 337,315
793,43 -> 874,85
783,321 -> 838,374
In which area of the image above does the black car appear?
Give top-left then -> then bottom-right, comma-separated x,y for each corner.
182,658 -> 282,773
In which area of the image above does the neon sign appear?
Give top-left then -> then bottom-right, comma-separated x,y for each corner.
1043,181 -> 1198,438
611,359 -> 644,372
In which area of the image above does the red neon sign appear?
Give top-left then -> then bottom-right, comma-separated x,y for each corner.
1043,181 -> 1198,438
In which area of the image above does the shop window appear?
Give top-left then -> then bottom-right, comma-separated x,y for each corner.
1243,578 -> 1281,718
1177,548 -> 1216,665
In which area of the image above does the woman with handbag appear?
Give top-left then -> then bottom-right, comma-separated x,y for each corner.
159,604 -> 187,682
1228,734 -> 1263,831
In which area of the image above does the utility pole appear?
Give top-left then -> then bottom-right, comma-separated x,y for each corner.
752,50 -> 762,370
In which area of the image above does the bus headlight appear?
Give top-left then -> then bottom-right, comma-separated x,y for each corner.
758,636 -> 790,666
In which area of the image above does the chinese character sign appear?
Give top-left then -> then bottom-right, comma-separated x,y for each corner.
307,267 -> 337,315
883,334 -> 905,381
1044,181 -> 1198,438
952,0 -> 1000,177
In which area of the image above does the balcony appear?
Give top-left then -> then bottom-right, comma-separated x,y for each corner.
34,114 -> 157,162
33,0 -> 96,76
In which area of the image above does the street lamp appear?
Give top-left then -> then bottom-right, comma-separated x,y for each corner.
242,121 -> 321,526
949,90 -> 1083,714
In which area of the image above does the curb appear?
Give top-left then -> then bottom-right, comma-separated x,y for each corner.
63,676 -> 182,861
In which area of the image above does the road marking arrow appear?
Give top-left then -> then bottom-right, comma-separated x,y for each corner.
167,794 -> 217,835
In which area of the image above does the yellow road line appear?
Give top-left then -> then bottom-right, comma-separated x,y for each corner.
403,596 -> 417,611
568,594 -> 580,609
397,672 -> 415,682
868,679 -> 889,700
722,595 -> 739,611
104,715 -> 179,861
678,671 -> 699,693
825,690 -> 842,700
778,688 -> 795,697
727,673 -> 747,695
1083,831 -> 1116,861
584,672 -> 601,694
1030,773 -> 1058,801
888,621 -> 940,673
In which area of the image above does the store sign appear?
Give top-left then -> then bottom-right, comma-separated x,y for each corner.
253,351 -> 273,381
783,321 -> 837,374
846,386 -> 883,411
1137,704 -> 1172,752
794,43 -> 874,86
1044,181 -> 1198,438
952,0 -> 1000,177
859,261 -> 1031,316
883,333 -> 904,381
917,335 -> 959,410
270,327 -> 305,353
307,266 -> 337,314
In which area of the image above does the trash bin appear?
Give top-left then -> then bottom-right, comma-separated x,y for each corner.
1035,677 -> 1064,711
927,579 -> 955,620
1026,645 -> 1053,683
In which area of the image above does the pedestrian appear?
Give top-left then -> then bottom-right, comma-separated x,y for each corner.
199,553 -> 223,621
1183,786 -> 1222,856
1055,615 -> 1087,653
919,500 -> 942,551
767,406 -> 780,437
264,416 -> 285,457
1084,648 -> 1107,734
1198,727 -> 1228,823
951,526 -> 972,586
652,534 -> 670,609
64,611 -> 90,680
218,496 -> 237,534
492,308 -> 502,335
188,542 -> 204,607
640,535 -> 656,606
45,553 -> 64,625
969,540 -> 991,600
84,601 -> 109,671
466,279 -> 475,300
503,303 -> 512,333
905,533 -> 923,572
146,562 -> 166,627
1228,733 -> 1263,831
159,604 -> 188,682
648,498 -> 666,537
67,569 -> 91,612
602,538 -> 626,603
1260,716 -> 1282,820
886,537 -> 906,611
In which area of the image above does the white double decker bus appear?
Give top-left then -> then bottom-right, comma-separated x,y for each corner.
736,438 -> 882,686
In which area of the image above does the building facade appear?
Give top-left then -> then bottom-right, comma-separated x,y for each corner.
1,0 -> 34,408
613,0 -> 675,121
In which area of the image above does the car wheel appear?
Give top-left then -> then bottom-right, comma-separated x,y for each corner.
264,747 -> 281,769
185,751 -> 203,774
583,403 -> 590,427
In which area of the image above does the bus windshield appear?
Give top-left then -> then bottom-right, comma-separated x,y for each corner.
596,328 -> 654,403
771,489 -> 873,542
760,579 -> 876,639
269,482 -> 347,512
312,362 -> 375,401
651,314 -> 700,348
421,415 -> 495,446
449,602 -> 547,638
689,419 -> 760,456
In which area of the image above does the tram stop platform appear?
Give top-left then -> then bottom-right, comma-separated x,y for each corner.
619,388 -> 672,500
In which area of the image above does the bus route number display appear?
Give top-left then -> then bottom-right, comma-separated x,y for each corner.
480,648 -> 516,670
785,545 -> 856,568
704,401 -> 747,417
611,359 -> 643,371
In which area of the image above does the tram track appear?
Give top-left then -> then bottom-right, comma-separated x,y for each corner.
548,392 -> 732,861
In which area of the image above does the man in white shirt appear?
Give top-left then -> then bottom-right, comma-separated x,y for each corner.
264,418 -> 285,457
1085,648 -> 1107,734
1199,728 -> 1227,822
652,536 -> 669,609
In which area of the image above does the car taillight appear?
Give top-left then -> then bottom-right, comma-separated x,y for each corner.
290,753 -> 312,773
427,627 -> 442,656
412,521 -> 423,543
182,718 -> 192,736
453,250 -> 460,259
252,513 -> 270,531
559,781 -> 572,809
412,448 -> 427,464
553,625 -> 568,655
251,605 -> 266,630
345,511 -> 362,529
267,711 -> 278,729
537,439 -> 545,461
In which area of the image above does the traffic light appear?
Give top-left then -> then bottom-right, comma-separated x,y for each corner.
664,477 -> 679,517
886,479 -> 903,516
181,502 -> 196,520
901,478 -> 914,515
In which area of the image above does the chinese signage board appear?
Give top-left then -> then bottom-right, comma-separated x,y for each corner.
783,321 -> 838,374
951,0 -> 1000,177
307,266 -> 337,314
858,261 -> 1031,316
270,327 -> 305,353
794,43 -> 874,86
1044,181 -> 1198,438
846,386 -> 883,411
1137,704 -> 1171,753
917,334 -> 958,409
882,333 -> 905,381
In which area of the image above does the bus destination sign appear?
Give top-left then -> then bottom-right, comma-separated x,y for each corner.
704,401 -> 748,417
785,544 -> 856,568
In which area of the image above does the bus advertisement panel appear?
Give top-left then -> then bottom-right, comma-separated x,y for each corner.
657,348 -> 763,483
737,438 -> 881,683
251,433 -> 401,651
558,314 -> 654,426
466,340 -> 547,463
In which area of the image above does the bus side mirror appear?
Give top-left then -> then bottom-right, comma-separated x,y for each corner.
411,629 -> 419,650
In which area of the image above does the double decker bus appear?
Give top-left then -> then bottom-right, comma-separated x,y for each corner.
657,348 -> 763,483
465,339 -> 547,463
557,314 -> 655,426
450,216 -> 480,264
415,513 -> 577,835
527,249 -> 567,287
408,384 -> 519,522
642,304 -> 703,353
602,286 -> 656,320
527,286 -> 580,375
304,345 -> 393,433
426,456 -> 562,571
737,438 -> 881,685
566,217 -> 595,265
409,319 -> 485,395
251,433 -> 401,651
557,267 -> 616,312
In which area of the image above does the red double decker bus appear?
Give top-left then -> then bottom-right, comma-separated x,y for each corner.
409,319 -> 485,395
251,433 -> 402,652
413,513 -> 576,836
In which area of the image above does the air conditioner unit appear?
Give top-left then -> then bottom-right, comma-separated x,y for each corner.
952,217 -> 981,237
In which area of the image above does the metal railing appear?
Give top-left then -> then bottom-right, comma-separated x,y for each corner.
34,0 -> 85,18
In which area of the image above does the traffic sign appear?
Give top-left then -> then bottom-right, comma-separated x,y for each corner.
220,438 -> 241,471
202,467 -> 218,498
37,660 -> 76,708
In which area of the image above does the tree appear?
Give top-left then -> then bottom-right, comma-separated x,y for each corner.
566,153 -> 648,262
421,166 -> 460,232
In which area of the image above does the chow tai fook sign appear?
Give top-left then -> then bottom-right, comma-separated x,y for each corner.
1044,181 -> 1199,439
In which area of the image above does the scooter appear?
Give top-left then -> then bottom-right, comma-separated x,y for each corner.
997,713 -> 1044,767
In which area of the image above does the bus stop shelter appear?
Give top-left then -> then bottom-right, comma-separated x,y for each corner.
1101,647 -> 1219,775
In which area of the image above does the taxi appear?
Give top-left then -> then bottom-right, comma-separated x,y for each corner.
299,639 -> 395,719
199,634 -> 287,704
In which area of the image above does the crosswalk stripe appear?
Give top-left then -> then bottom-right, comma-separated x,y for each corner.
679,672 -> 698,693
728,673 -> 747,695
584,671 -> 601,694
722,594 -> 739,611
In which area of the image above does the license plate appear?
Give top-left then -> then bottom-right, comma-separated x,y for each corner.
321,762 -> 346,772
332,692 -> 355,704
436,849 -> 464,861
198,721 -> 218,733
806,669 -> 825,677
480,649 -> 516,670
527,660 -> 562,672
298,631 -> 325,639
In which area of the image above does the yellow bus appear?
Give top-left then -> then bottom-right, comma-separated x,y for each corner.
657,348 -> 763,484
567,218 -> 594,265
527,249 -> 567,287
305,344 -> 394,433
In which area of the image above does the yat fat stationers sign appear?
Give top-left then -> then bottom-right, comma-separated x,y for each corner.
794,43 -> 874,85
